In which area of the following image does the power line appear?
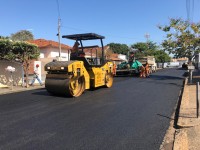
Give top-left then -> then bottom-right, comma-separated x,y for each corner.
186,0 -> 195,22
62,25 -> 143,40
56,0 -> 61,19
192,0 -> 194,22
62,25 -> 89,32
186,0 -> 190,21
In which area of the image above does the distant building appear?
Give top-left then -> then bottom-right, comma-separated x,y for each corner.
108,53 -> 126,65
28,39 -> 71,60
171,57 -> 188,68
171,57 -> 188,63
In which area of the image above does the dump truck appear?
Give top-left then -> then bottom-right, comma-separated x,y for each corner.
136,56 -> 157,73
44,33 -> 114,97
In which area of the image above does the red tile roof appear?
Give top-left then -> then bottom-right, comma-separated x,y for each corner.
28,39 -> 71,49
111,53 -> 119,58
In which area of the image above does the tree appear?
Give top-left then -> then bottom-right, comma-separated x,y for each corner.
130,41 -> 171,65
0,35 -> 9,39
154,50 -> 171,63
131,42 -> 148,54
0,39 -> 14,60
131,41 -> 158,58
0,39 -> 39,87
158,18 -> 200,61
12,41 -> 39,87
107,43 -> 129,55
11,30 -> 34,41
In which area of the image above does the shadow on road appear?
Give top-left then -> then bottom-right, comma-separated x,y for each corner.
32,89 -> 74,98
157,113 -> 175,120
150,74 -> 184,80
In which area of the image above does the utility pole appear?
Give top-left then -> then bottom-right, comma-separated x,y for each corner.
58,18 -> 62,60
145,33 -> 150,42
145,33 -> 150,49
56,0 -> 62,60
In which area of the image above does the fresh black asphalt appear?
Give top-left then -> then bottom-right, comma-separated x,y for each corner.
0,68 -> 185,150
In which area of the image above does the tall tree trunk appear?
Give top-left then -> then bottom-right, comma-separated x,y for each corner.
24,61 -> 30,88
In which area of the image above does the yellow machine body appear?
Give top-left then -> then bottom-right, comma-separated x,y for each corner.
45,60 -> 114,97
86,62 -> 113,87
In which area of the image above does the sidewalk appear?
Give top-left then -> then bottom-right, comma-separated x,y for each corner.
0,84 -> 45,95
174,70 -> 200,150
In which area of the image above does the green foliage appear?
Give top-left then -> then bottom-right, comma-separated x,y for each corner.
0,40 -> 39,87
0,40 -> 39,62
130,41 -> 171,63
11,30 -> 34,41
0,39 -> 14,60
154,50 -> 171,63
107,43 -> 129,55
131,42 -> 148,53
12,41 -> 39,62
159,18 -> 200,60
107,40 -> 171,63
0,36 -> 10,39
12,41 -> 39,87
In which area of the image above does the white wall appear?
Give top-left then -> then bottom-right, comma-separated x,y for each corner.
40,53 -> 44,58
118,54 -> 127,61
50,51 -> 69,60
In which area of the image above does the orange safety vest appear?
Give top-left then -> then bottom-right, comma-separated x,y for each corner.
113,64 -> 117,75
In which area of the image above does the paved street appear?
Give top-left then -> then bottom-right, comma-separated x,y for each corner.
0,68 -> 185,150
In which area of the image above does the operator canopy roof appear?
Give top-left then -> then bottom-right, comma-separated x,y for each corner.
62,33 -> 105,40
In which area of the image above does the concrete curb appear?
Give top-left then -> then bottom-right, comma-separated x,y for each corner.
0,86 -> 45,95
174,76 -> 200,150
177,78 -> 200,127
176,77 -> 190,127
173,77 -> 189,150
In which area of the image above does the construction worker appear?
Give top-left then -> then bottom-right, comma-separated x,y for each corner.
113,62 -> 117,76
139,65 -> 146,78
70,41 -> 80,59
72,41 -> 80,53
30,64 -> 43,86
145,62 -> 150,78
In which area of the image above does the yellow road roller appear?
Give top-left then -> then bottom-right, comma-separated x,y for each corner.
44,33 -> 114,97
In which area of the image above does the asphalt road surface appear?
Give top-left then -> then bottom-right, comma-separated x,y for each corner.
0,68 -> 185,150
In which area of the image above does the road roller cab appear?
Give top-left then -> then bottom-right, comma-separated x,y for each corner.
44,33 -> 114,97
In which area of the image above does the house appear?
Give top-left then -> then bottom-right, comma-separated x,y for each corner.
108,53 -> 125,65
28,39 -> 71,81
28,39 -> 71,60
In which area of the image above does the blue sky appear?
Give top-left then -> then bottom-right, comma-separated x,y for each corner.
1,0 -> 200,47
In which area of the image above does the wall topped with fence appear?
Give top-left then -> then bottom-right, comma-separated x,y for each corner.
0,60 -> 23,87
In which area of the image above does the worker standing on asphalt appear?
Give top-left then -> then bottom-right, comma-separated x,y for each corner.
145,62 -> 150,78
139,65 -> 146,78
113,62 -> 117,76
